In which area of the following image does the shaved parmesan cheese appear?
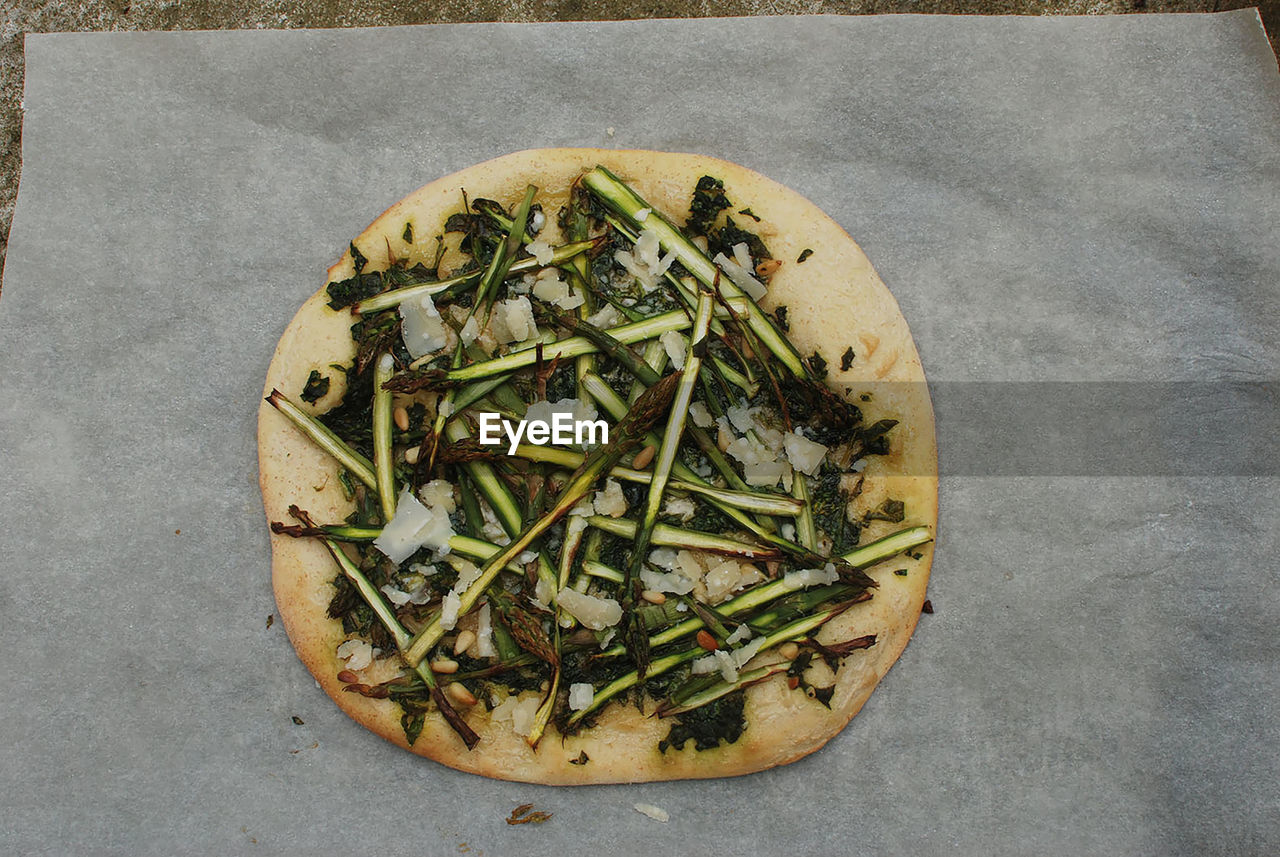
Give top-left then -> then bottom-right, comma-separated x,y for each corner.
784,563 -> 840,590
525,239 -> 554,265
380,584 -> 411,607
336,639 -> 373,671
661,496 -> 696,522
373,488 -> 455,564
783,431 -> 828,476
660,329 -> 687,370
725,623 -> 753,646
557,588 -> 622,630
418,479 -> 457,513
688,401 -> 714,428
439,591 -> 462,630
492,694 -> 542,737
614,227 -> 675,291
593,478 -> 627,518
532,268 -> 585,310
712,251 -> 767,300
692,654 -> 718,674
475,603 -> 497,657
585,304 -> 621,329
639,567 -> 695,595
704,558 -> 764,603
568,683 -> 595,711
400,293 -> 450,358
459,315 -> 480,345
491,296 -> 538,344
713,649 -> 739,682
634,803 -> 670,823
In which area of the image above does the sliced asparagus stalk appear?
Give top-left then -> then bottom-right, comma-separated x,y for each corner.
507,444 -> 803,516
791,472 -> 817,551
352,239 -> 598,315
620,288 -> 714,673
442,301 -> 747,385
265,389 -> 377,489
655,663 -> 790,717
372,353 -> 398,523
585,515 -> 780,560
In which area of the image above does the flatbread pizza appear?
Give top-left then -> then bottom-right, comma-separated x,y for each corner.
258,148 -> 937,784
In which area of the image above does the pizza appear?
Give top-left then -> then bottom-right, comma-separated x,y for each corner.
258,148 -> 937,784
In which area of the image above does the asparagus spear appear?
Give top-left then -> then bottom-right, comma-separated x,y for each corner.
372,353 -> 398,523
265,389 -> 377,489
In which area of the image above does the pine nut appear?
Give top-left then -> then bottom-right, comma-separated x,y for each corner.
779,642 -> 800,660
404,446 -> 420,464
696,630 -> 718,651
452,630 -> 476,655
641,590 -> 667,605
393,405 -> 410,432
631,444 -> 657,470
431,658 -> 459,674
447,682 -> 477,706
755,258 -> 782,278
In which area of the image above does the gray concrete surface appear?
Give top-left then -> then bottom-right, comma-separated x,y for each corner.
1,1 -> 1276,292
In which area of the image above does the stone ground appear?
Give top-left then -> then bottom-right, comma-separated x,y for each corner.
1,0 -> 1276,289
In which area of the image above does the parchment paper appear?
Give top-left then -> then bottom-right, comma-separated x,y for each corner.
2,13 -> 1278,856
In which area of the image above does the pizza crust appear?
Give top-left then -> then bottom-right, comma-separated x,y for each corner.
258,148 -> 937,784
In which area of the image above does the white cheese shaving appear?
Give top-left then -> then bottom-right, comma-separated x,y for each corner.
712,251 -> 767,300
568,683 -> 595,711
400,294 -> 450,358
438,591 -> 462,630
725,623 -> 753,646
614,227 -> 675,291
491,694 -> 542,737
372,488 -> 456,564
783,430 -> 829,476
459,315 -> 480,345
585,304 -> 621,329
661,496 -> 696,522
639,566 -> 695,595
475,602 -> 497,657
713,649 -> 738,682
688,401 -> 714,428
692,654 -> 718,674
593,478 -> 627,518
531,267 -> 585,310
525,239 -> 555,265
557,588 -> 622,630
491,296 -> 539,344
634,803 -> 669,823
704,558 -> 763,603
336,639 -> 373,671
660,329 -> 687,370
784,562 -> 840,590
379,584 -> 412,607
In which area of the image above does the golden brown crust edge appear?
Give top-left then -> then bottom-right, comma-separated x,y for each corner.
258,148 -> 937,784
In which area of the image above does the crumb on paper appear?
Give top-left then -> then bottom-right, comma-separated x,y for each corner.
507,803 -> 553,825
634,802 -> 669,823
